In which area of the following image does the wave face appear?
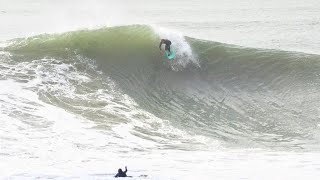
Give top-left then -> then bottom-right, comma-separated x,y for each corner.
5,25 -> 320,150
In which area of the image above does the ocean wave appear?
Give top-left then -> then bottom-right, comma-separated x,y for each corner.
4,25 -> 320,150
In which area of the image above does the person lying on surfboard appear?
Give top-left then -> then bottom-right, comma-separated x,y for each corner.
159,39 -> 172,55
115,166 -> 128,178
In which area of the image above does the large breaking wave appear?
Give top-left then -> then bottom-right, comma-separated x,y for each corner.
4,25 -> 320,150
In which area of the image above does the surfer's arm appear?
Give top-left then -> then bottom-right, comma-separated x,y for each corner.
124,166 -> 127,173
159,41 -> 163,50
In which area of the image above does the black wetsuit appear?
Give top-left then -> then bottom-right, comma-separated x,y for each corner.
115,169 -> 127,178
159,39 -> 172,52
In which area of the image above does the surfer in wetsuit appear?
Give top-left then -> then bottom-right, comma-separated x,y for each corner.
159,39 -> 172,55
115,166 -> 128,178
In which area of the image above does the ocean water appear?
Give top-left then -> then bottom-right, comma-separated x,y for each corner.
1,0 -> 320,179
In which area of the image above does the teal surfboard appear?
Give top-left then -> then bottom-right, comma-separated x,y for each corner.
165,48 -> 176,60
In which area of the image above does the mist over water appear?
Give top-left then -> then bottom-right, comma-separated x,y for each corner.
1,0 -> 320,179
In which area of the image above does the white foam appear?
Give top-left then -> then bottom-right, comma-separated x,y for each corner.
0,80 -> 115,177
0,55 -> 215,152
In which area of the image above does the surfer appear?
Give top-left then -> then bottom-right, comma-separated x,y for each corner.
159,39 -> 172,55
115,166 -> 128,178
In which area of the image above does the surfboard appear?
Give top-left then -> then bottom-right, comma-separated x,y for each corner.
165,48 -> 175,60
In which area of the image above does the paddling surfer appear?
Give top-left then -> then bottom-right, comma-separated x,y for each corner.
115,166 -> 128,178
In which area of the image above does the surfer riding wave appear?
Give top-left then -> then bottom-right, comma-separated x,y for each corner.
159,39 -> 172,55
